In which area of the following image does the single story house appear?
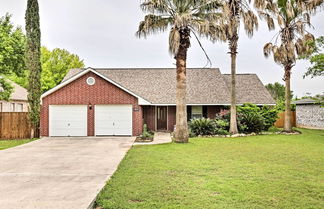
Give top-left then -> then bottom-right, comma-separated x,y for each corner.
0,80 -> 29,112
294,98 -> 324,130
40,67 -> 275,137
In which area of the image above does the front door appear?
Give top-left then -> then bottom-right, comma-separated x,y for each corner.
157,106 -> 167,130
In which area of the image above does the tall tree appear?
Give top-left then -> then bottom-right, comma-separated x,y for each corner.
301,36 -> 324,78
9,47 -> 85,92
41,47 -> 85,92
137,0 -> 220,143
265,82 -> 286,100
0,14 -> 25,100
26,0 -> 42,137
210,0 -> 258,134
259,0 -> 323,132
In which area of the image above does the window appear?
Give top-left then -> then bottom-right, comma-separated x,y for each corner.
192,106 -> 203,118
86,77 -> 96,85
11,103 -> 15,112
0,102 -> 2,112
16,103 -> 23,112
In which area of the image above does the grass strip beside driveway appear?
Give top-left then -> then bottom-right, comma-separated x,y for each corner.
0,139 -> 36,150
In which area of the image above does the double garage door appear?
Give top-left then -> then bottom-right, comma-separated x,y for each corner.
49,105 -> 132,136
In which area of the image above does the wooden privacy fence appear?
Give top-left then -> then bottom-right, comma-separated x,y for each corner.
274,111 -> 296,128
0,113 -> 32,140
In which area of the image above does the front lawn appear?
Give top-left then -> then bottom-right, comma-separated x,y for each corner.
0,139 -> 36,150
96,129 -> 324,209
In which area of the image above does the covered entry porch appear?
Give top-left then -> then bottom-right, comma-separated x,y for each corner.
142,105 -> 224,132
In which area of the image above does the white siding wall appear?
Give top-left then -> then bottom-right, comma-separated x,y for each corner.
0,101 -> 29,112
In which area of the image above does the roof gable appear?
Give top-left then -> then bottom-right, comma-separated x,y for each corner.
41,68 -> 150,105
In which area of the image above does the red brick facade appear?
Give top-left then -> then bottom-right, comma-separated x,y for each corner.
41,72 -> 143,136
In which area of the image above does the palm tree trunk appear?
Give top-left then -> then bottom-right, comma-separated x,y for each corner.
174,28 -> 190,143
229,34 -> 239,134
283,66 -> 292,132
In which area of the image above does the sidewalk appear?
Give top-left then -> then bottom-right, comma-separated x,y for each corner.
134,132 -> 172,146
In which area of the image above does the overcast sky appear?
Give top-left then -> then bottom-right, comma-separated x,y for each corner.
1,0 -> 323,97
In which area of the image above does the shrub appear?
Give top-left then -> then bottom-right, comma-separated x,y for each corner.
213,119 -> 230,135
215,109 -> 247,133
237,104 -> 265,133
215,104 -> 280,133
141,124 -> 153,140
268,126 -> 281,132
189,118 -> 215,136
260,106 -> 279,130
214,119 -> 229,130
239,112 -> 265,133
188,128 -> 197,138
214,128 -> 230,135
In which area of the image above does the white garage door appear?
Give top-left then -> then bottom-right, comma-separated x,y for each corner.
95,105 -> 132,136
49,105 -> 87,137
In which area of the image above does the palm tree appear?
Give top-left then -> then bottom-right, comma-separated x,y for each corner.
137,0 -> 220,143
210,0 -> 258,134
257,0 -> 323,132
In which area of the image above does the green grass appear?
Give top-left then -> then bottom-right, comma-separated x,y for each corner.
0,139 -> 36,150
96,129 -> 324,209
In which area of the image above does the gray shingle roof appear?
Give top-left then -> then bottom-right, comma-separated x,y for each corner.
294,98 -> 319,105
62,68 -> 275,105
222,74 -> 275,105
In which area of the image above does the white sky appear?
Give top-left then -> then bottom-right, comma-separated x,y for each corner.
1,0 -> 323,97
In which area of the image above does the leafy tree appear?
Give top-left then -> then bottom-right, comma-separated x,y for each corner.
259,0 -> 323,132
0,14 -> 25,100
265,82 -> 294,101
301,36 -> 324,78
137,0 -> 221,143
8,47 -> 85,92
265,82 -> 285,100
210,0 -> 258,134
26,0 -> 42,137
41,47 -> 84,92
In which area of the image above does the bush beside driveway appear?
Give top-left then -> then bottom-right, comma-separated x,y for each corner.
96,129 -> 324,209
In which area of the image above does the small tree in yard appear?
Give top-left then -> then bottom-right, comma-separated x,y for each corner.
26,0 -> 42,137
259,0 -> 323,132
137,0 -> 221,143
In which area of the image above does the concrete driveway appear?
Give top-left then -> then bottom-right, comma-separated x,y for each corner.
0,137 -> 135,209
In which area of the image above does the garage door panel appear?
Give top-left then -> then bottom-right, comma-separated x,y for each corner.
49,105 -> 87,137
95,105 -> 132,136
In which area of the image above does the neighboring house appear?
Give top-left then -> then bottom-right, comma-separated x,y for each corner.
294,98 -> 324,130
0,80 -> 29,112
40,67 -> 275,137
